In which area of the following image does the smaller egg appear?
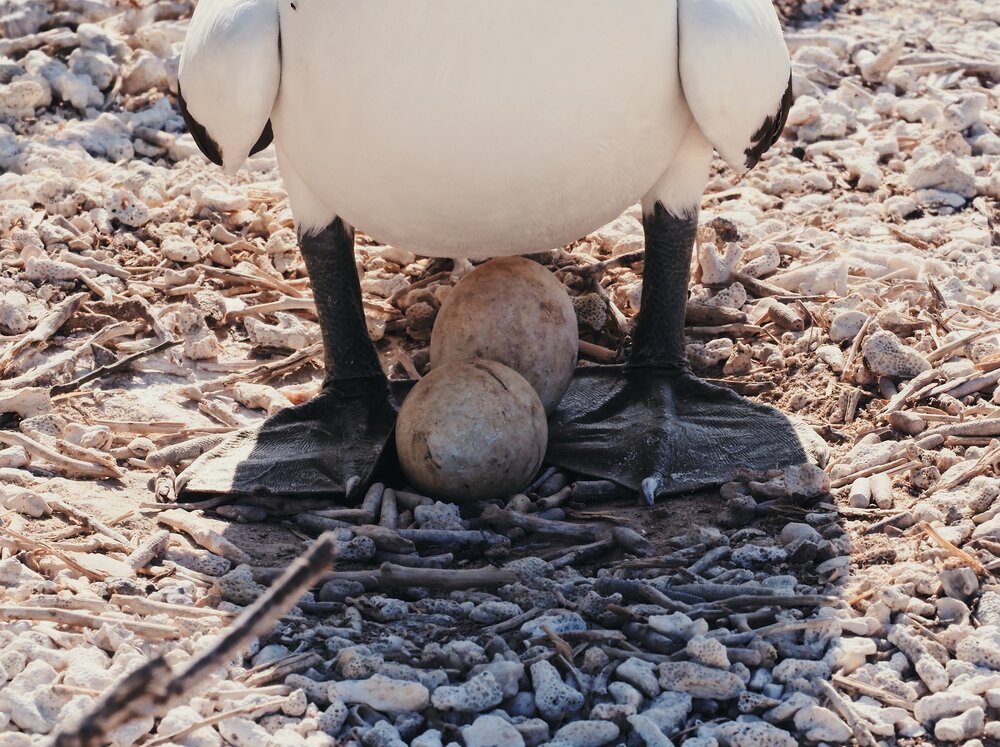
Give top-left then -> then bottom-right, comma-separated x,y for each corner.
431,256 -> 578,414
395,360 -> 547,501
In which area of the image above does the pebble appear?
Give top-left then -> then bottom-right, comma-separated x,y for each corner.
935,707 -> 986,742
616,657 -> 661,698
461,715 -> 525,747
792,706 -> 850,743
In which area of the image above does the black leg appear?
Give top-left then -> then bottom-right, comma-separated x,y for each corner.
547,202 -> 827,504
176,218 -> 411,502
299,219 -> 383,384
628,203 -> 697,372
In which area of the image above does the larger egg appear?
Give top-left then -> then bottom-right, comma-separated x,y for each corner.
430,257 -> 577,414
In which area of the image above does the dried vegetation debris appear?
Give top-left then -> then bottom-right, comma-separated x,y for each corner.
0,0 -> 999,744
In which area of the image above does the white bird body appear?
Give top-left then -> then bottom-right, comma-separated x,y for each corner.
179,0 -> 791,258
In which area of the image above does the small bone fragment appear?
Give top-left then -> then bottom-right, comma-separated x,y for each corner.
158,509 -> 251,565
0,606 -> 181,638
360,482 -> 384,521
760,297 -> 804,331
146,435 -> 226,469
380,488 -> 399,529
48,498 -> 134,550
0,292 -> 86,375
612,526 -> 656,557
0,431 -> 122,479
0,387 -> 51,417
869,473 -> 894,509
124,530 -> 170,572
153,467 -> 177,503
481,505 -> 601,540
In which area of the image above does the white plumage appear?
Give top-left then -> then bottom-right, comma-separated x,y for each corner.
179,0 -> 791,255
178,0 -> 280,175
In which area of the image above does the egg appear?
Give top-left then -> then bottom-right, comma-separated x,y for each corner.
395,360 -> 547,501
430,256 -> 577,414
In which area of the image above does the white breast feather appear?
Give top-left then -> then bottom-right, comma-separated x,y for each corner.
678,0 -> 791,173
178,0 -> 280,174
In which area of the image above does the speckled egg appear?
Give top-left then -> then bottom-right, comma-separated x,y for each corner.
430,257 -> 577,414
395,360 -> 547,501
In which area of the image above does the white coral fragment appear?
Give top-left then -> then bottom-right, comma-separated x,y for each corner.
326,674 -> 430,712
699,242 -> 744,285
862,330 -> 931,378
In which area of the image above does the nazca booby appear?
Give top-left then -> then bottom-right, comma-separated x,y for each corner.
175,0 -> 823,503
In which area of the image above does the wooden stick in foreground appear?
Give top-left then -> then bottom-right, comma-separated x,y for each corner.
49,532 -> 343,747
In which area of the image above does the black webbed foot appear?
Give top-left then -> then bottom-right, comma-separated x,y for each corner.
176,377 -> 414,501
546,365 -> 827,504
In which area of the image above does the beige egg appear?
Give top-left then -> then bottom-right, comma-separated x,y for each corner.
395,360 -> 547,502
431,256 -> 577,414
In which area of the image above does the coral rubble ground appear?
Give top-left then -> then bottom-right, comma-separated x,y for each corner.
0,0 -> 999,745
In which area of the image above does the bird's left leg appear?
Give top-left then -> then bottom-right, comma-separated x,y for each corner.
176,218 -> 412,503
546,124 -> 826,503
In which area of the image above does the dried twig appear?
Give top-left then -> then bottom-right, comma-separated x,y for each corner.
50,532 -> 344,747
0,292 -> 87,376
0,431 -> 122,480
0,606 -> 180,638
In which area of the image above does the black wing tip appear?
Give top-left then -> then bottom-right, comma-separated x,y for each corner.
176,84 -> 224,167
744,72 -> 794,170
176,84 -> 274,166
249,119 -> 274,157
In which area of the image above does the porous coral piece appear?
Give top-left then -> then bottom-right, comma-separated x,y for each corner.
658,662 -> 745,700
685,635 -> 730,669
793,706 -> 852,743
828,309 -> 867,343
889,625 -> 949,692
428,669 -> 503,713
551,720 -> 620,747
572,293 -> 607,331
740,244 -> 781,278
686,338 -> 735,369
914,691 -> 984,723
707,282 -> 747,310
956,628 -> 1000,670
625,715 -> 673,747
413,501 -> 464,531
935,706 -> 985,741
906,152 -> 977,199
520,611 -> 587,638
0,290 -> 31,334
163,546 -> 232,577
715,721 -> 797,747
862,329 -> 931,378
530,660 -> 584,721
699,242 -> 744,284
783,463 -> 831,498
246,313 -> 321,351
218,564 -> 267,606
